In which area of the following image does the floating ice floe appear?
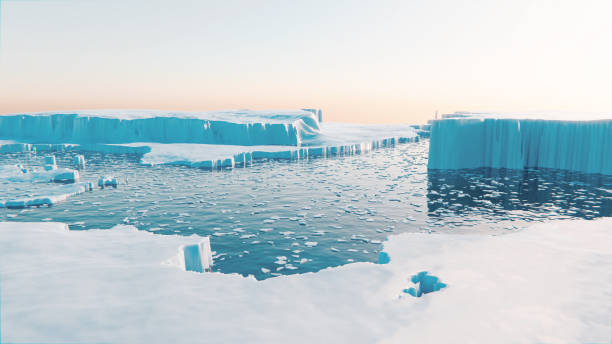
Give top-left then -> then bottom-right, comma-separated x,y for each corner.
98,176 -> 118,188
0,182 -> 93,208
1,165 -> 80,184
429,112 -> 612,174
0,109 -> 420,170
43,155 -> 57,171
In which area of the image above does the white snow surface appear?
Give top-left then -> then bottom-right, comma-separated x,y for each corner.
0,219 -> 610,343
429,116 -> 612,174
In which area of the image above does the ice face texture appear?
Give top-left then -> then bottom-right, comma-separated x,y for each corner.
428,117 -> 612,174
0,118 -> 420,170
0,110 -> 321,146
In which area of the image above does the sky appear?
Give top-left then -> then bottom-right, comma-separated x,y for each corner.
0,0 -> 610,124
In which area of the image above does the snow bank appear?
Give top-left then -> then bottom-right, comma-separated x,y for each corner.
429,116 -> 612,174
0,219 -> 610,343
0,109 -> 321,146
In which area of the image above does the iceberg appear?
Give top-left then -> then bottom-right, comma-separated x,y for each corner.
43,155 -> 57,171
0,109 -> 321,146
0,109 -> 420,170
428,114 -> 612,174
0,121 -> 419,170
0,164 -> 88,208
51,169 -> 80,183
98,176 -> 118,188
0,218 -> 610,343
136,122 -> 419,169
73,154 -> 86,170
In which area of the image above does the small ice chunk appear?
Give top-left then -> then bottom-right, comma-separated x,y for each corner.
44,155 -> 57,171
181,237 -> 213,273
274,256 -> 287,265
98,176 -> 118,188
52,169 -> 80,183
73,154 -> 86,170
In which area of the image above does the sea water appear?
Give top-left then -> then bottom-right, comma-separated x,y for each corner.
1,140 -> 610,279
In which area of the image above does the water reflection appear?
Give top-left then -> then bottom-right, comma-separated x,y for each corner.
427,168 -> 612,223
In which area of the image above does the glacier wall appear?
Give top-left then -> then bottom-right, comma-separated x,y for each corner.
0,110 -> 321,146
0,120 -> 419,170
428,118 -> 612,174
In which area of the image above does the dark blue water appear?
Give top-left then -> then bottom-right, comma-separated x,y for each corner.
1,140 -> 611,279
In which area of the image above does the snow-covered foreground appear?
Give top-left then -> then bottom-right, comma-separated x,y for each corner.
1,219 -> 610,343
429,114 -> 612,174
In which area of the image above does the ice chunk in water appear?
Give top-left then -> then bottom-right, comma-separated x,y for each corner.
44,155 -> 57,171
73,154 -> 86,170
181,237 -> 213,273
98,176 -> 118,188
52,169 -> 80,183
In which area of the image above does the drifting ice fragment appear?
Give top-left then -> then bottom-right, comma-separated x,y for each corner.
73,155 -> 86,170
181,237 -> 213,273
98,176 -> 118,188
52,169 -> 80,183
44,155 -> 57,171
428,116 -> 612,174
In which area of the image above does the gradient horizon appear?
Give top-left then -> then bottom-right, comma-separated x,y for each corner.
0,0 -> 611,124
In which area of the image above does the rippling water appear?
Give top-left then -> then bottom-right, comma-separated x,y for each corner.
1,140 -> 610,279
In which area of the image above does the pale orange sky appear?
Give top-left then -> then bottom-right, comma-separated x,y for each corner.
1,0 -> 611,124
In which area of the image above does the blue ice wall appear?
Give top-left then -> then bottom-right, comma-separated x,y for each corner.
0,111 -> 320,146
428,118 -> 612,174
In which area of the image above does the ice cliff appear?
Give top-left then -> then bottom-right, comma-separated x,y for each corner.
428,116 -> 612,174
0,109 -> 321,146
